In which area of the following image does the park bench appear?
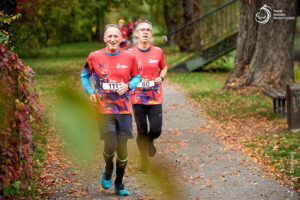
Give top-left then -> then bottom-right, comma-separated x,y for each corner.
262,89 -> 286,118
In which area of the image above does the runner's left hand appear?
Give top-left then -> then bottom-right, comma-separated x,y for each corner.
154,77 -> 163,85
117,83 -> 129,95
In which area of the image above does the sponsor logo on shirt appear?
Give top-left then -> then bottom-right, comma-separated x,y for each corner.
149,58 -> 159,64
116,63 -> 128,69
137,59 -> 143,72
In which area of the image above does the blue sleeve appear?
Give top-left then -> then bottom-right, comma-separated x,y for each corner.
81,70 -> 95,95
129,73 -> 141,91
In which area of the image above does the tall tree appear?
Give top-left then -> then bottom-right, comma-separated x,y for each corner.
177,0 -> 202,51
163,0 -> 183,45
224,0 -> 297,89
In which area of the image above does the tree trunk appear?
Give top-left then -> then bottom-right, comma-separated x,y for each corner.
163,0 -> 183,46
94,20 -> 104,42
93,8 -> 105,42
224,0 -> 297,90
177,0 -> 201,51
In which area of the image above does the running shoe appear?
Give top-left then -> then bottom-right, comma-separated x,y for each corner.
148,140 -> 156,157
115,183 -> 130,196
101,168 -> 112,189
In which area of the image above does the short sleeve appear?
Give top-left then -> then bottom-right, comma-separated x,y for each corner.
159,51 -> 167,70
84,55 -> 94,75
131,55 -> 139,77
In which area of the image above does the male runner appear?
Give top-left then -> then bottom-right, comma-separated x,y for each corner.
81,24 -> 140,196
129,20 -> 168,172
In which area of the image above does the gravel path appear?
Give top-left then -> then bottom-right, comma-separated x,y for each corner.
46,81 -> 299,200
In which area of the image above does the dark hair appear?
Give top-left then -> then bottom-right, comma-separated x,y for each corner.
104,24 -> 121,35
136,20 -> 152,31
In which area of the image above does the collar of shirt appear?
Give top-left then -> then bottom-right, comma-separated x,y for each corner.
105,49 -> 120,56
137,46 -> 150,53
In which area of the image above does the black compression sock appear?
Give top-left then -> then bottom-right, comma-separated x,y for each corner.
103,152 -> 114,180
115,157 -> 128,184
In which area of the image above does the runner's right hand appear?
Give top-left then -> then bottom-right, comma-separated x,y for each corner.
89,93 -> 97,103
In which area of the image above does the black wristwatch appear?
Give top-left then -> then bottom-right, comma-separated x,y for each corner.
128,83 -> 132,91
160,76 -> 164,81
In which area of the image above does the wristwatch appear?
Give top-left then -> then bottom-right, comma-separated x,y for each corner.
160,76 -> 164,81
128,83 -> 132,91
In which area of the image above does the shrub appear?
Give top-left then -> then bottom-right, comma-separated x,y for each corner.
0,45 -> 41,199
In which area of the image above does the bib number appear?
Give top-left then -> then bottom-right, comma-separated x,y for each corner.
137,80 -> 155,88
102,83 -> 120,91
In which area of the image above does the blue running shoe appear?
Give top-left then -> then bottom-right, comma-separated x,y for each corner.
115,183 -> 130,196
101,168 -> 112,189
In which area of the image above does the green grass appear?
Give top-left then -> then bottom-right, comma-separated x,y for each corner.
245,131 -> 300,189
18,42 -> 105,59
167,72 -> 277,121
22,42 -> 99,98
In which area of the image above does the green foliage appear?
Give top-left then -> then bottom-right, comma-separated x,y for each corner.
0,45 -> 42,199
202,51 -> 235,72
3,181 -> 21,197
0,31 -> 8,43
11,0 -> 140,50
0,11 -> 21,49
13,0 -> 94,49
18,42 -> 104,59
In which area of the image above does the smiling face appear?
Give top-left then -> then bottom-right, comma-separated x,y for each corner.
104,27 -> 121,54
136,22 -> 153,44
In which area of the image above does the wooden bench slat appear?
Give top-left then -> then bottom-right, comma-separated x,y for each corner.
262,89 -> 287,118
262,89 -> 286,99
274,90 -> 286,99
262,90 -> 278,99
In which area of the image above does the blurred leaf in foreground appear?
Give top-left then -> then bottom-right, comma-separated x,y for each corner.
141,158 -> 183,200
56,87 -> 102,166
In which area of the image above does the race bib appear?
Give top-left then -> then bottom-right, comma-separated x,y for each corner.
102,82 -> 121,91
137,80 -> 155,88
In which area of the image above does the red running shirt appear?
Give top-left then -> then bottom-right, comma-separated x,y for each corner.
84,48 -> 139,114
129,45 -> 167,105
120,27 -> 129,49
121,26 -> 128,40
